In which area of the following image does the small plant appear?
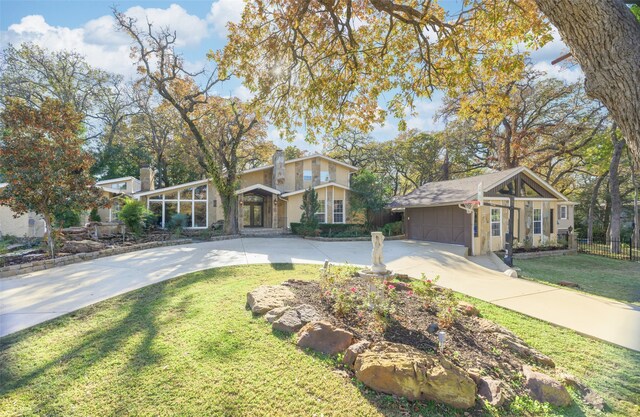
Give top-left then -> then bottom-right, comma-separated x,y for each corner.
436,289 -> 459,329
167,213 -> 188,235
380,221 -> 403,236
118,198 -> 153,236
319,262 -> 359,291
331,287 -> 359,317
89,207 -> 101,222
491,346 -> 503,357
509,395 -> 552,416
411,274 -> 440,309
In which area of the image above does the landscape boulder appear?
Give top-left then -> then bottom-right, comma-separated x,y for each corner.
354,341 -> 476,409
343,340 -> 371,368
297,321 -> 354,355
272,304 -> 320,333
496,334 -> 555,368
522,365 -> 571,407
477,377 -> 507,407
61,240 -> 104,254
264,306 -> 291,323
246,285 -> 296,314
456,301 -> 480,317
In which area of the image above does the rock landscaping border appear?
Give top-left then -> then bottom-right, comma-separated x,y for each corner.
512,249 -> 577,259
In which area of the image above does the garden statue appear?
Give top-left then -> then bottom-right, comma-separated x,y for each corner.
370,232 -> 387,273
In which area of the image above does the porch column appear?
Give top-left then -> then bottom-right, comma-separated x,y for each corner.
238,193 -> 244,230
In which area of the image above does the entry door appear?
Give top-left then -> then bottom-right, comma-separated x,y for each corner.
244,202 -> 263,227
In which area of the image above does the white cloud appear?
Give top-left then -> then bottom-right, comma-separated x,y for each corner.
1,4 -> 211,78
267,128 -> 321,152
207,0 -> 245,37
232,84 -> 254,100
531,61 -> 583,84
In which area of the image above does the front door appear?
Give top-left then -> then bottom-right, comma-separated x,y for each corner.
242,194 -> 264,227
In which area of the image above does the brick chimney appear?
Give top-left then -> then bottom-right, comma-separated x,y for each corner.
140,165 -> 155,192
272,149 -> 286,192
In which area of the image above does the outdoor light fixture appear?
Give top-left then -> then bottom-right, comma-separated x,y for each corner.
437,330 -> 446,353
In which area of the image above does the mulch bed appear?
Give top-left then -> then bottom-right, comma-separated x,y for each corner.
285,277 -> 549,403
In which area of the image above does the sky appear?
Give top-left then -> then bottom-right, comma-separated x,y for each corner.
0,0 -> 584,152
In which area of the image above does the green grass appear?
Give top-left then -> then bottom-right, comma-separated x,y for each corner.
515,254 -> 640,304
1,264 -> 638,416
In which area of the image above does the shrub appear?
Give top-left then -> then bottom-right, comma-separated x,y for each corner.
330,287 -> 359,317
167,213 -> 188,235
299,187 -> 320,230
118,198 -> 152,236
53,208 -> 81,228
380,221 -> 403,236
436,289 -> 459,329
411,274 -> 440,309
89,207 -> 101,222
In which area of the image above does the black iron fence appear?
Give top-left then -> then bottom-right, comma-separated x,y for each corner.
577,237 -> 639,261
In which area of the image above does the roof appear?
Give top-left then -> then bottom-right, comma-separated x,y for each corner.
133,179 -> 209,198
281,182 -> 350,197
242,153 -> 358,174
391,167 -> 569,208
96,176 -> 140,185
235,184 -> 281,195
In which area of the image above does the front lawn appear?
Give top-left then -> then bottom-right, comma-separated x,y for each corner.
1,264 -> 638,416
515,254 -> 640,304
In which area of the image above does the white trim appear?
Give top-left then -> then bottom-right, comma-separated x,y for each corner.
96,176 -> 138,185
559,204 -> 568,220
241,154 -> 359,175
490,208 -> 502,239
333,198 -> 345,224
533,206 -> 542,235
134,179 -> 209,198
235,184 -> 281,196
280,182 -> 351,197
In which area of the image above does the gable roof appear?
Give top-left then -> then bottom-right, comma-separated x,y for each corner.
242,153 -> 358,174
133,179 -> 209,198
96,176 -> 140,185
391,167 -> 569,208
280,182 -> 350,197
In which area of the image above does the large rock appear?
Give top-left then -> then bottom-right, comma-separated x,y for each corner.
457,301 -> 479,317
264,306 -> 291,323
497,334 -> 555,368
522,366 -> 571,407
354,342 -> 476,409
246,285 -> 296,314
272,304 -> 320,333
297,321 -> 354,355
477,377 -> 507,407
61,239 -> 104,254
343,340 -> 371,368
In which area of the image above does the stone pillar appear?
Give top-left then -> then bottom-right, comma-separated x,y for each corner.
295,161 -> 304,190
312,158 -> 320,186
272,150 -> 285,191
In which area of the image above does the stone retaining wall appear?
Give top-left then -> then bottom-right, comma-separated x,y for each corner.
0,239 -> 193,279
513,249 -> 577,260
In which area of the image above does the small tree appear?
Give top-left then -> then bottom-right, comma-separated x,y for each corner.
349,169 -> 392,226
117,198 -> 152,236
300,187 -> 320,233
0,98 -> 106,257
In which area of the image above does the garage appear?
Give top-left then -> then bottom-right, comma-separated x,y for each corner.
406,206 -> 472,247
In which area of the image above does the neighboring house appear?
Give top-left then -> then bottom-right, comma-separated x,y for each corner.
0,182 -> 46,238
133,151 -> 358,230
391,167 -> 576,255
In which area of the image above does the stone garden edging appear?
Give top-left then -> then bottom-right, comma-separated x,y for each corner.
0,235 -> 237,279
512,249 -> 577,260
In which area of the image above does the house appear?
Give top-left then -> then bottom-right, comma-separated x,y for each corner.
133,151 -> 358,230
391,167 -> 576,255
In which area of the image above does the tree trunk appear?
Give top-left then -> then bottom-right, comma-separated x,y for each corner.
608,126 -> 624,253
221,192 -> 239,235
441,147 -> 450,180
44,213 -> 56,259
587,173 -> 607,243
535,0 -> 640,168
630,152 -> 640,248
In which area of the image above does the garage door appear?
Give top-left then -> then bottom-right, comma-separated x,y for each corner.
406,206 -> 471,247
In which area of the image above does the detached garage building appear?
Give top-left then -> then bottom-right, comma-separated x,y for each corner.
390,167 -> 575,255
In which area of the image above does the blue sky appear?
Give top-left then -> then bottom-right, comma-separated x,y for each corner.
0,0 -> 582,151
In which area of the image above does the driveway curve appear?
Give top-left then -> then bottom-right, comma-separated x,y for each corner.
1,237 -> 639,351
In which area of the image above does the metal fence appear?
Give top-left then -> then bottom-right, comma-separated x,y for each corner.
577,237 -> 639,262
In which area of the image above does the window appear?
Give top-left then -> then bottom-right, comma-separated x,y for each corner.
320,171 -> 330,182
146,184 -> 208,228
333,200 -> 344,223
110,182 -> 127,191
533,208 -> 542,234
560,205 -> 567,220
316,199 -> 326,223
303,170 -> 312,181
550,209 -> 554,233
491,208 -> 501,237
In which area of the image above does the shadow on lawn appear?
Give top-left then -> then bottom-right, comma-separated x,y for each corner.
0,270 -> 214,406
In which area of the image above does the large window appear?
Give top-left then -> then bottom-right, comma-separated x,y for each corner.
491,208 -> 501,237
316,199 -> 326,223
303,170 -> 312,181
147,184 -> 208,228
560,205 -> 567,220
333,200 -> 344,223
533,208 -> 542,235
320,171 -> 330,182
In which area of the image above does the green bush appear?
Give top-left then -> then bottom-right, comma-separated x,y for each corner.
53,208 -> 81,228
118,198 -> 152,236
380,221 -> 403,236
89,207 -> 101,222
290,222 -> 367,237
167,213 -> 188,234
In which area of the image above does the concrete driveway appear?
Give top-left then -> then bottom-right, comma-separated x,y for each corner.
1,237 -> 639,351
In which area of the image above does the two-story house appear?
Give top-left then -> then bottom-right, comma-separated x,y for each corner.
134,150 -> 359,230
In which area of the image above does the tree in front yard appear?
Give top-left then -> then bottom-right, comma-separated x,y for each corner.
349,169 -> 392,226
299,187 -> 320,235
0,98 -> 106,257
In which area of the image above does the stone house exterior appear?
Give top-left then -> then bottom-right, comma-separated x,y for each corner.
391,167 -> 576,255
